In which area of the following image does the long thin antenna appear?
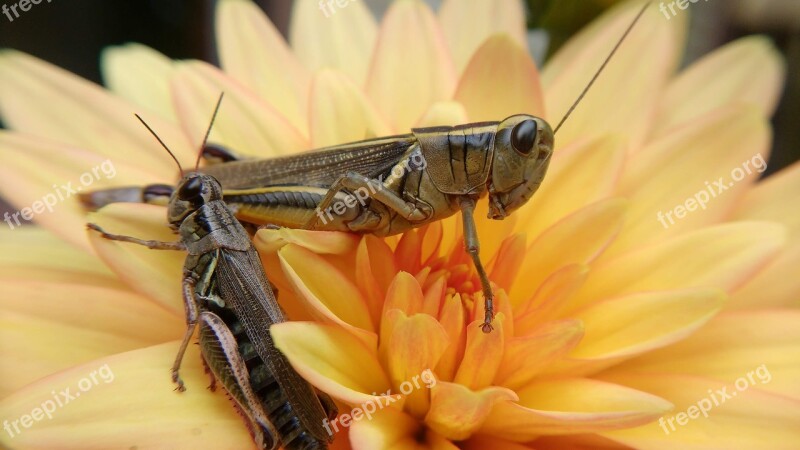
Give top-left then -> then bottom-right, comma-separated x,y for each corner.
135,114 -> 184,177
195,92 -> 225,171
553,1 -> 651,135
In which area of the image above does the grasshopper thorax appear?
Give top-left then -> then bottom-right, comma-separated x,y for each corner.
487,114 -> 554,220
167,173 -> 224,229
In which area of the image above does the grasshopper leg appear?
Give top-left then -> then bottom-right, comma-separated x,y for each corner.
87,223 -> 186,251
459,197 -> 494,333
171,277 -> 200,392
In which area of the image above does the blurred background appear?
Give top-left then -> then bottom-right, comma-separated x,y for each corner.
0,0 -> 797,216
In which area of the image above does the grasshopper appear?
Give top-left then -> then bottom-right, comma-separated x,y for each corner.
82,2 -> 651,333
87,99 -> 337,449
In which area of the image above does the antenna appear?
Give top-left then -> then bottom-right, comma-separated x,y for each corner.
553,1 -> 652,135
195,92 -> 225,171
135,114 -> 184,177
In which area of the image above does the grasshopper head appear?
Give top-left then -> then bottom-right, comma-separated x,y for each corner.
167,173 -> 224,228
487,114 -> 554,219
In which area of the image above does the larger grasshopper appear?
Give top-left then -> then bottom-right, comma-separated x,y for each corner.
88,103 -> 337,449
83,2 -> 651,333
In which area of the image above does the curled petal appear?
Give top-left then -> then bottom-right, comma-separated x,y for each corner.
425,381 -> 518,441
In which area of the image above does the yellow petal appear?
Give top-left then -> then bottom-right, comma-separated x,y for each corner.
0,342 -> 255,449
438,0 -> 527,74
309,69 -> 392,148
366,0 -> 456,130
461,434 -> 542,450
100,43 -> 178,122
454,315 -> 505,390
514,264 -> 589,329
542,1 -> 685,148
435,294 -> 467,382
0,50 -> 194,171
611,106 -> 771,254
733,161 -> 800,240
254,227 -> 358,255
0,133 -> 156,251
290,0 -> 378,86
271,322 -> 393,407
416,100 -> 468,127
87,204 -> 184,315
604,310 -> 800,400
600,374 -> 800,449
382,272 -> 425,318
487,233 -> 526,294
729,242 -> 800,309
454,34 -> 544,121
651,36 -> 786,138
216,0 -> 310,133
496,319 -> 584,390
481,378 -> 672,439
571,222 -> 786,311
349,406 -> 459,450
172,60 -> 308,158
425,381 -> 517,440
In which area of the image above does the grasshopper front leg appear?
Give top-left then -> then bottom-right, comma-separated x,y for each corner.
86,223 -> 186,251
170,277 -> 200,392
459,197 -> 495,333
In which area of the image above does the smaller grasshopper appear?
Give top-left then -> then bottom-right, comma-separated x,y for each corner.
88,97 -> 336,449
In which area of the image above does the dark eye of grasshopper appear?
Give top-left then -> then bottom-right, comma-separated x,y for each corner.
511,120 -> 538,155
178,177 -> 203,201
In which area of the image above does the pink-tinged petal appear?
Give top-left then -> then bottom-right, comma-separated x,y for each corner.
0,50 -> 194,171
514,264 -> 589,330
254,227 -> 358,255
309,69 -> 392,148
732,160 -> 800,240
481,379 -> 673,439
729,242 -> 800,309
290,0 -> 378,86
0,342 -> 256,449
0,133 -> 160,251
87,204 -> 184,315
604,310 -> 800,400
454,315 -> 505,390
425,381 -> 517,440
515,136 -> 627,239
571,222 -> 785,311
416,101 -> 468,127
272,322 -> 394,407
100,43 -> 178,122
366,0 -> 456,131
171,61 -> 308,158
510,199 -> 627,303
599,374 -> 800,449
496,320 -> 584,390
546,288 -> 724,377
651,36 -> 786,138
438,0 -> 527,74
349,406 -> 459,450
542,2 -> 684,148
610,106 -> 770,254
279,244 -> 376,343
216,0 -> 310,133
435,294 -> 467,382
384,313 -> 449,417
454,34 -> 545,121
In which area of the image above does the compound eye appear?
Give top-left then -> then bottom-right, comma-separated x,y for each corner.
511,120 -> 538,155
177,177 -> 203,201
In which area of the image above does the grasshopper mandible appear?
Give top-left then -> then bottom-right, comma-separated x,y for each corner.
83,2 -> 651,334
87,97 -> 337,450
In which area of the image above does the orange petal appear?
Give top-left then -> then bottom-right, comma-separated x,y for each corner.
100,43 -> 178,122
435,294 -> 467,382
271,322 -> 393,407
732,161 -> 800,240
216,0 -> 310,133
481,378 -> 672,439
454,315 -> 505,390
0,342 -> 255,449
289,0 -> 378,86
438,0 -> 527,74
366,0 -> 456,130
171,61 -> 308,158
382,272 -> 425,318
487,233 -> 526,294
454,34 -> 544,121
651,36 -> 786,138
308,69 -> 392,148
0,50 -> 194,172
349,406 -> 459,450
542,2 -> 685,148
425,381 -> 517,440
356,236 -> 398,326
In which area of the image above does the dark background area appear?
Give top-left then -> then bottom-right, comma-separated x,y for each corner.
0,0 -> 797,217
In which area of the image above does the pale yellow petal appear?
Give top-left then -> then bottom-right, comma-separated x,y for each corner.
729,242 -> 800,309
732,161 -> 800,240
416,101 -> 468,127
425,382 -> 517,440
350,406 -> 459,450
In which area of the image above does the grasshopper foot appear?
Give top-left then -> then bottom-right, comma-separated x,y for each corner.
172,371 -> 187,392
